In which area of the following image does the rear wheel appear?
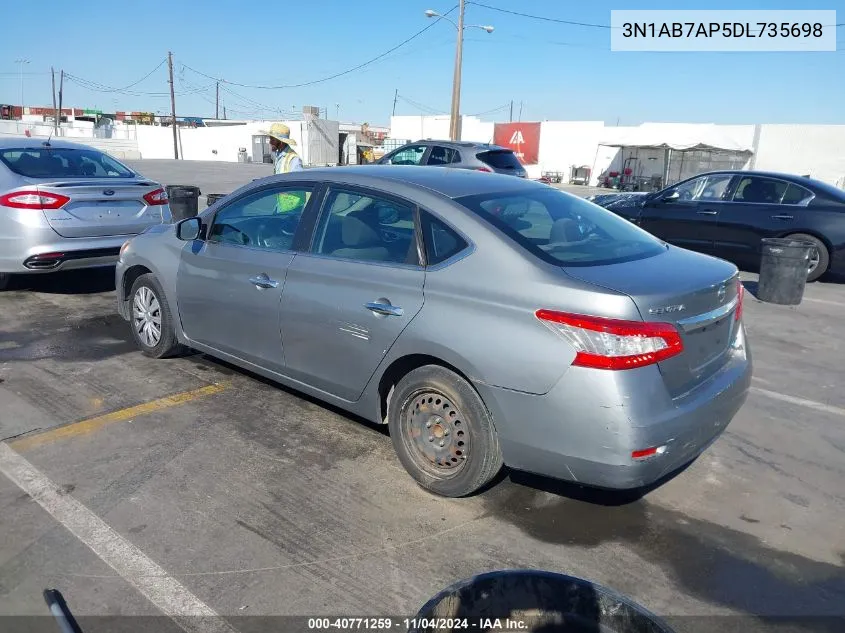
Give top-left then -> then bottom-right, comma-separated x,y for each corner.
787,233 -> 829,282
388,365 -> 503,497
129,274 -> 184,358
0,273 -> 10,291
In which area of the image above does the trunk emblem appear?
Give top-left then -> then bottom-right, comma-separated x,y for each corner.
649,304 -> 685,315
717,284 -> 727,303
103,190 -> 115,196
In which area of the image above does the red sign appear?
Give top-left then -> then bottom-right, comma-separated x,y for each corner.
493,122 -> 541,165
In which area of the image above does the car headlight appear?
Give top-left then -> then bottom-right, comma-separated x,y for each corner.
120,240 -> 131,258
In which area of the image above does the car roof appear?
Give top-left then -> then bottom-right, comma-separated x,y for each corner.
0,136 -> 103,151
411,140 -> 510,152
289,165 -> 541,199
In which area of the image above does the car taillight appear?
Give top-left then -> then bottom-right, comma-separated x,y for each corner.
0,190 -> 70,210
475,166 -> 493,173
143,188 -> 168,206
735,279 -> 744,322
535,310 -> 684,370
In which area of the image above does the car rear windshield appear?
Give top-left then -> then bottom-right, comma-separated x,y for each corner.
456,188 -> 666,267
0,147 -> 135,179
477,150 -> 523,171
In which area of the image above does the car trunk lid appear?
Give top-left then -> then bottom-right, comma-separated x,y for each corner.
562,246 -> 741,398
35,179 -> 165,238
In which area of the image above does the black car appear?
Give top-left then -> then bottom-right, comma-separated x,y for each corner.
377,140 -> 527,178
595,170 -> 845,281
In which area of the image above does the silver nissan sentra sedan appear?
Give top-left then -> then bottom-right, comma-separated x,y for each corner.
116,166 -> 751,497
0,137 -> 171,290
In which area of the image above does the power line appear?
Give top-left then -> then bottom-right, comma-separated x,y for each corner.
180,5 -> 458,90
467,1 -> 613,29
471,102 -> 510,117
397,94 -> 445,115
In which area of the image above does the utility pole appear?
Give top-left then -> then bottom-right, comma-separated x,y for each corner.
15,58 -> 29,116
58,71 -> 64,123
168,51 -> 178,159
448,0 -> 466,141
509,100 -> 513,123
223,106 -> 227,120
216,81 -> 220,119
518,101 -> 523,122
51,67 -> 58,136
392,89 -> 399,117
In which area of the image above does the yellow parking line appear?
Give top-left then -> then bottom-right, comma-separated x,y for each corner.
10,383 -> 227,452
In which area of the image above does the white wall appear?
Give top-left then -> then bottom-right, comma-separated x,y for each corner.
753,124 -> 845,186
389,115 -> 493,143
536,121 -> 607,181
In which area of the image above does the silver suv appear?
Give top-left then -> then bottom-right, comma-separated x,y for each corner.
377,140 -> 528,178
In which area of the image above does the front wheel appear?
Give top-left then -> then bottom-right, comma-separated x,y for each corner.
388,365 -> 503,497
787,233 -> 829,282
128,273 -> 184,358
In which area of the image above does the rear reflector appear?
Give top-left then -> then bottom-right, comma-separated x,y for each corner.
143,188 -> 168,206
0,190 -> 70,210
474,166 -> 493,173
735,279 -> 744,322
535,310 -> 684,370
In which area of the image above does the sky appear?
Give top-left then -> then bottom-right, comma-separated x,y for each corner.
0,0 -> 843,126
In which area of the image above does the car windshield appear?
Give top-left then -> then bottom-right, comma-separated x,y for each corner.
0,147 -> 135,179
457,187 -> 666,266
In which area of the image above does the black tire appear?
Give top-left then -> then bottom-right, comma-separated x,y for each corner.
388,365 -> 503,497
0,273 -> 10,291
787,233 -> 829,282
128,273 -> 184,358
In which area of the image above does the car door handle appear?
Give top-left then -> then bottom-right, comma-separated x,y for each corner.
771,214 -> 794,220
365,302 -> 404,317
249,274 -> 279,289
696,210 -> 718,216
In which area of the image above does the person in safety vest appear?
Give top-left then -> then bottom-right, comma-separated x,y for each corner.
261,123 -> 304,213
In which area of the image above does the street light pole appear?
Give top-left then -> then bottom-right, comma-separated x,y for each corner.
449,0 -> 465,141
15,58 -> 30,116
425,7 -> 493,142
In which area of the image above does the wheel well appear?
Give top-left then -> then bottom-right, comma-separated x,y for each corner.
121,265 -> 153,301
377,354 -> 476,424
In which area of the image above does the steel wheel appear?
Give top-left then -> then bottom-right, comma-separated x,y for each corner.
401,390 -> 470,476
132,286 -> 162,348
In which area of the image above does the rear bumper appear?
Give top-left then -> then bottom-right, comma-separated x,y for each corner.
476,325 -> 752,490
0,227 -> 132,274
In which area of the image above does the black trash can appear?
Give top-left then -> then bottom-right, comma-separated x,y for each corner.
206,193 -> 227,207
166,185 -> 201,222
410,570 -> 675,633
757,237 -> 813,306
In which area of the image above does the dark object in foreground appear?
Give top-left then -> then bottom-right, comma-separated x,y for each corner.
410,570 -> 675,633
43,589 -> 83,633
206,193 -> 227,207
757,238 -> 812,305
165,184 -> 201,222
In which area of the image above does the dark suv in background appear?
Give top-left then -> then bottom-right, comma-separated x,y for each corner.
377,140 -> 527,178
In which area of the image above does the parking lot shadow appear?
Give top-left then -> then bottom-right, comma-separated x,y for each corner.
8,268 -> 116,295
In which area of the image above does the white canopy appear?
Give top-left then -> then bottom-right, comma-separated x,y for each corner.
599,123 -> 754,153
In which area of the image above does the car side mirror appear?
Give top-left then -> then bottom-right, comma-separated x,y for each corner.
176,217 -> 202,241
662,190 -> 680,203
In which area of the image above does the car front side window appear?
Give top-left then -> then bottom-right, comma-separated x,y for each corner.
207,186 -> 313,251
386,145 -> 427,166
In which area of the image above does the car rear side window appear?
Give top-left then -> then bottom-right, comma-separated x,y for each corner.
732,176 -> 788,204
427,146 -> 459,165
457,188 -> 665,267
0,147 -> 134,178
781,183 -> 814,205
420,211 -> 468,265
312,188 -> 420,265
476,150 -> 522,171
